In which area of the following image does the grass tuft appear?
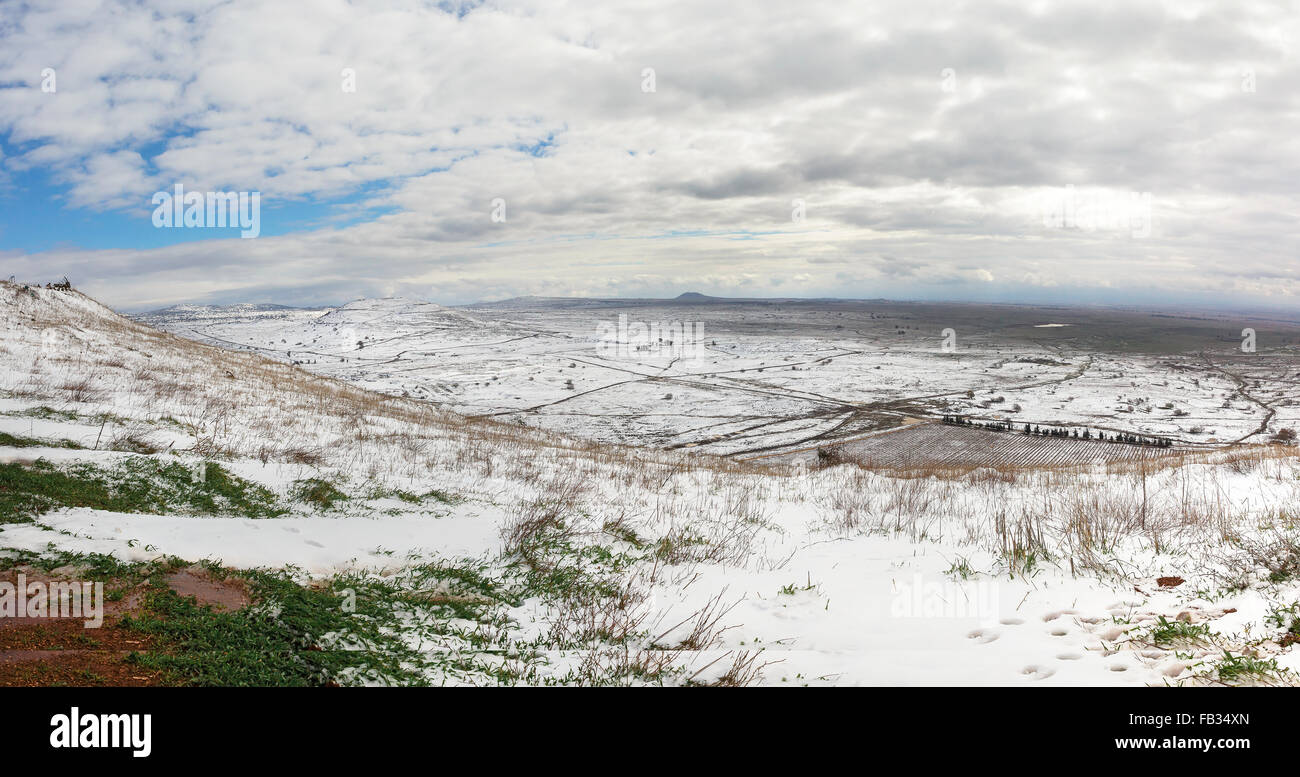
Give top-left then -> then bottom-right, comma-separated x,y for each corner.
0,457 -> 285,524
291,478 -> 349,510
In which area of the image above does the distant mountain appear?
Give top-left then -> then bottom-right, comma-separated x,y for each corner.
314,297 -> 485,328
143,302 -> 302,315
462,292 -> 854,310
133,302 -> 322,328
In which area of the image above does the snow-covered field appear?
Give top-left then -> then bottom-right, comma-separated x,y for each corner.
4,282 -> 1300,686
138,296 -> 1300,456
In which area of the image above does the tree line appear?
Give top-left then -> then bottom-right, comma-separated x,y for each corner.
940,415 -> 1174,447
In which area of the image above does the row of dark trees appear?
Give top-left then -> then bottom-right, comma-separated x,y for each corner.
940,415 -> 1175,448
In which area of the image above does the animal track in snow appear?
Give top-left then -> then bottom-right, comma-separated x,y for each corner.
1160,661 -> 1191,677
967,628 -> 999,644
1096,625 -> 1127,641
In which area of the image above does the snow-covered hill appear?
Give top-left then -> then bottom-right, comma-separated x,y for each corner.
4,281 -> 1300,686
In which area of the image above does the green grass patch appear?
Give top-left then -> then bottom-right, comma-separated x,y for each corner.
0,431 -> 83,449
1144,615 -> 1212,645
379,487 -> 462,506
291,478 -> 349,510
945,556 -> 977,580
0,457 -> 285,524
5,548 -> 533,686
0,546 -> 146,580
6,406 -> 78,422
1266,602 -> 1300,646
602,520 -> 645,549
404,488 -> 459,505
1215,651 -> 1284,683
123,566 -> 429,686
778,580 -> 816,596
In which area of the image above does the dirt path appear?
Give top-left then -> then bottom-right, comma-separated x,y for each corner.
1200,351 -> 1277,443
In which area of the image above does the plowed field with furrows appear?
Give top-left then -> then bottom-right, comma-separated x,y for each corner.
838,423 -> 1183,469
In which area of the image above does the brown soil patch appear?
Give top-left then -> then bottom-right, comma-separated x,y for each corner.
0,564 -> 248,687
0,619 -> 168,687
0,647 -> 169,686
162,567 -> 250,611
0,566 -> 145,617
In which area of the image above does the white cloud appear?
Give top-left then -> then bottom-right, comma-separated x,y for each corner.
0,0 -> 1297,310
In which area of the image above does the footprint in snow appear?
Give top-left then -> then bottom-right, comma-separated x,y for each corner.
999,617 -> 1025,625
1105,600 -> 1143,611
1096,625 -> 1127,641
305,540 -> 324,548
1160,661 -> 1191,677
967,628 -> 999,644
1056,653 -> 1083,661
1022,665 -> 1056,680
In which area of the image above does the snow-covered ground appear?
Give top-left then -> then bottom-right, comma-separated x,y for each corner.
138,296 -> 1300,455
4,283 -> 1300,686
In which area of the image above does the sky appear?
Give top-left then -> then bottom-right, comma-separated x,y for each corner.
0,0 -> 1297,312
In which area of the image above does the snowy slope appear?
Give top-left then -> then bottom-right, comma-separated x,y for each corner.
4,282 -> 1300,686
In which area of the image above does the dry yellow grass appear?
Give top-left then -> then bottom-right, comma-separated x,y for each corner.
0,281 -> 773,492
